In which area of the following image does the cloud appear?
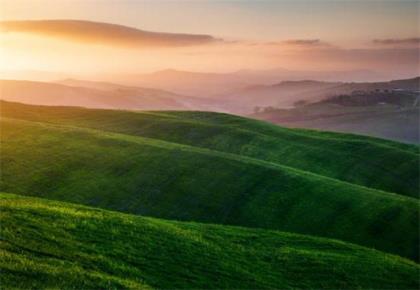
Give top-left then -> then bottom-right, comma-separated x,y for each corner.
373,38 -> 420,46
0,20 -> 221,47
260,39 -> 333,49
273,46 -> 420,76
283,39 -> 322,46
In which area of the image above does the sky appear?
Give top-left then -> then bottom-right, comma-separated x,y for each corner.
0,0 -> 419,77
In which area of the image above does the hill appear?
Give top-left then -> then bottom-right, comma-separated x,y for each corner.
252,92 -> 419,143
1,101 -> 418,198
112,68 -> 387,98
1,193 -> 418,289
226,77 -> 420,113
1,101 -> 418,261
0,79 -> 212,111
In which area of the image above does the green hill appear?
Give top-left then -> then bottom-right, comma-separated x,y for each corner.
1,102 -> 418,261
1,193 -> 418,289
1,101 -> 418,198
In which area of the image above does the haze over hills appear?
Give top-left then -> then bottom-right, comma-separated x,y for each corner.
254,106 -> 419,144
4,74 -> 418,112
108,68 -> 388,97
0,79 -> 214,111
252,82 -> 420,143
1,101 -> 419,262
229,77 -> 420,113
0,69 -> 75,83
99,74 -> 420,115
2,76 -> 419,145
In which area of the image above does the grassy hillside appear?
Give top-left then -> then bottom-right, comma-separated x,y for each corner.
1,193 -> 418,289
1,101 -> 418,198
1,105 -> 418,261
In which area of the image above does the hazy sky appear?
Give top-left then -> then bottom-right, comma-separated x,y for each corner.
1,0 -> 418,44
0,0 -> 419,76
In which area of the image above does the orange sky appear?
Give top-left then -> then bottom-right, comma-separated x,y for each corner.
0,1 -> 419,78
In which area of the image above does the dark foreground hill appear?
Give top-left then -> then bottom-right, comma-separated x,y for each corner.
1,193 -> 418,289
1,101 -> 418,261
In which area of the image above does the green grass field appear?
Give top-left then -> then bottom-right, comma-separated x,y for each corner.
1,101 -> 419,289
2,101 -> 418,198
1,102 -> 419,262
1,193 -> 419,289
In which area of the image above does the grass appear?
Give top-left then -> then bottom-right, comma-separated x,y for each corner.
1,108 -> 418,262
1,192 -> 419,289
1,100 -> 418,198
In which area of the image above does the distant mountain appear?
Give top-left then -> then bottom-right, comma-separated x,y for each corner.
233,68 -> 387,83
115,69 -> 254,97
0,79 -> 214,111
108,68 -> 387,98
3,77 -> 417,116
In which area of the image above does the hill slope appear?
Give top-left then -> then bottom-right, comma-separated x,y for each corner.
0,80 -> 210,111
1,101 -> 418,198
1,102 -> 418,261
1,193 -> 418,289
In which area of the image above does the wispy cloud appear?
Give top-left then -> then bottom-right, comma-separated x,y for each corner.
283,39 -> 322,46
0,20 -> 221,47
261,39 -> 333,48
271,46 -> 420,76
373,38 -> 420,46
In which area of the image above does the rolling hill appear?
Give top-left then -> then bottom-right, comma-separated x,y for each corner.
2,101 -> 417,198
1,193 -> 418,289
1,101 -> 418,262
0,79 -> 212,111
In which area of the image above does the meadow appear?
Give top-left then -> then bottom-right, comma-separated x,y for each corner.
1,193 -> 418,289
0,101 -> 419,288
